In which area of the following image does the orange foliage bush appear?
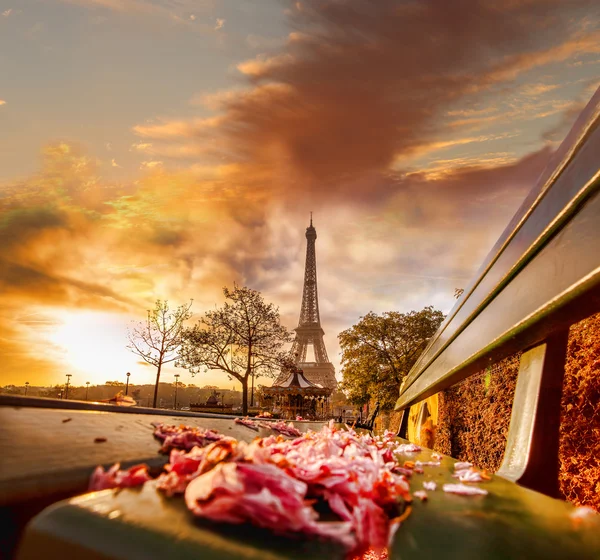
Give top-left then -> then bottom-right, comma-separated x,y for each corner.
559,312 -> 600,511
435,312 -> 600,511
433,354 -> 520,472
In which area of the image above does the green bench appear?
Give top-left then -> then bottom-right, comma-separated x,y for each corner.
393,86 -> 600,554
0,397 -> 327,558
4,88 -> 600,558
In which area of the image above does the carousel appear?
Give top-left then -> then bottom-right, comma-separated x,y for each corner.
261,365 -> 333,420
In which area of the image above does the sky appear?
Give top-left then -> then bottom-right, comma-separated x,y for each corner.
1,0 -> 599,390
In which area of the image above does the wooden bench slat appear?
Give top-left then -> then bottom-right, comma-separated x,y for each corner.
393,450 -> 600,560
0,394 -> 242,418
0,405 -> 325,507
15,445 -> 600,560
396,185 -> 600,410
397,90 -> 600,407
16,484 -> 346,560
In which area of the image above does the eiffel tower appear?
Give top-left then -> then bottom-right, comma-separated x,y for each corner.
279,215 -> 337,389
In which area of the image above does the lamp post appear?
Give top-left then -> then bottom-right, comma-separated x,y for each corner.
125,372 -> 131,396
24,382 -> 29,396
86,381 -> 90,401
251,354 -> 255,408
65,374 -> 72,400
174,374 -> 180,410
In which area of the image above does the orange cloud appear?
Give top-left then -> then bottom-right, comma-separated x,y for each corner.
58,0 -> 212,26
481,31 -> 600,87
0,132 -> 560,389
140,160 -> 163,169
446,98 -> 580,131
398,132 -> 520,163
133,117 -> 223,140
60,0 -> 149,13
0,140 -> 287,385
142,0 -> 598,200
521,83 -> 562,96
446,107 -> 499,118
237,53 -> 295,77
130,142 -> 153,152
3,0 -> 599,388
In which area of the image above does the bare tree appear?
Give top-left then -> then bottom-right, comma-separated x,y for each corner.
177,285 -> 292,415
127,300 -> 193,408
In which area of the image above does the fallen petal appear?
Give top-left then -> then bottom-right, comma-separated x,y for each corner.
443,483 -> 487,496
413,490 -> 428,501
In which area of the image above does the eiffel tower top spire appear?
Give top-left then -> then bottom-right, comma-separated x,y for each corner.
298,214 -> 320,326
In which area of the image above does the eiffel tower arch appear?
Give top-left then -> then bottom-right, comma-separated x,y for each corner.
278,216 -> 337,389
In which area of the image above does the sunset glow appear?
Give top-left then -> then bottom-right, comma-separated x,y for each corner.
47,311 -> 135,385
2,0 -> 600,389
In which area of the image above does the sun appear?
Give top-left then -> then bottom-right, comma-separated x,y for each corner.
43,308 -> 231,389
47,310 -> 146,386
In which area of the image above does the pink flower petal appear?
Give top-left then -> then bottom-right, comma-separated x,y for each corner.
443,483 -> 488,496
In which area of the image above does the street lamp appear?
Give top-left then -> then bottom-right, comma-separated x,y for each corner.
86,381 -> 90,401
125,372 -> 131,396
174,374 -> 180,411
24,382 -> 29,396
65,374 -> 72,400
251,354 -> 255,408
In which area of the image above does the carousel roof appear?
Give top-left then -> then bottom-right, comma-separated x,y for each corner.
263,366 -> 332,396
273,368 -> 318,388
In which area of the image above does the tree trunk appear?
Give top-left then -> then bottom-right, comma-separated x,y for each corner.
153,361 -> 162,408
366,401 -> 380,431
242,376 -> 249,415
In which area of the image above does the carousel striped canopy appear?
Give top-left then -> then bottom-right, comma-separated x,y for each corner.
263,367 -> 332,397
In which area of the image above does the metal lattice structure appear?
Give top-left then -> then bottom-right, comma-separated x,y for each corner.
280,216 -> 337,389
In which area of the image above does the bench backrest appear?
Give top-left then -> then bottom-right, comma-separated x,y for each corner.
395,86 -> 600,497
